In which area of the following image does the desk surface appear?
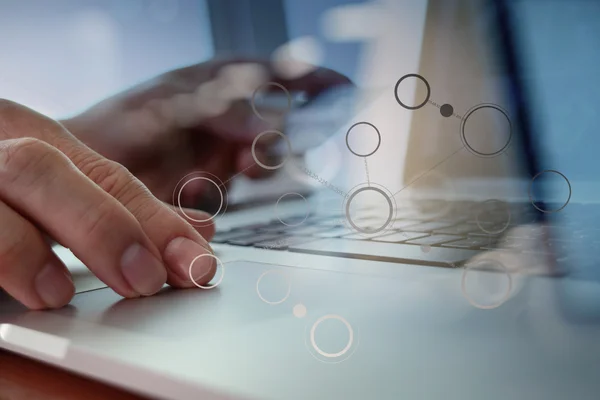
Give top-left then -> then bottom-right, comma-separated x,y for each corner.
0,350 -> 146,400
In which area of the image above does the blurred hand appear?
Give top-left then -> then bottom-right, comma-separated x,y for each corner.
0,59 -> 349,310
62,58 -> 351,209
0,100 -> 218,309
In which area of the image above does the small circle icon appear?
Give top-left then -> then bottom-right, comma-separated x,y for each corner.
461,259 -> 512,309
528,170 -> 572,213
188,253 -> 224,289
305,314 -> 359,363
293,303 -> 307,318
440,103 -> 454,117
251,130 -> 292,170
251,82 -> 292,121
345,185 -> 395,234
460,103 -> 512,157
475,199 -> 512,235
345,122 -> 381,158
394,74 -> 431,110
172,171 -> 228,227
275,193 -> 310,227
256,270 -> 291,305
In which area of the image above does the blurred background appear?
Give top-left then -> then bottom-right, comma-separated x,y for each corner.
0,0 -> 364,119
1,0 -> 597,205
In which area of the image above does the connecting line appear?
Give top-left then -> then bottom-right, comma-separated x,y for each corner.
293,160 -> 349,199
427,99 -> 464,120
392,146 -> 466,198
364,158 -> 370,186
219,162 -> 257,187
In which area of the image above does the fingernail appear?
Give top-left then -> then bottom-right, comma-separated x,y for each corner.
121,244 -> 167,296
35,263 -> 75,308
164,237 -> 216,285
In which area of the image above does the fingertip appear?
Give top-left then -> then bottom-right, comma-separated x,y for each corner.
34,263 -> 75,309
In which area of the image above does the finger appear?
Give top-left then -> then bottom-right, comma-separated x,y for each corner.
0,137 -> 167,298
274,66 -> 353,98
71,154 -> 217,289
165,204 -> 216,242
89,168 -> 217,289
164,60 -> 352,141
173,58 -> 353,98
0,200 -> 74,309
0,100 -> 214,290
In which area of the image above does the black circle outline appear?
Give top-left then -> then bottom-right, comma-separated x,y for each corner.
460,103 -> 513,158
251,82 -> 292,122
528,169 -> 572,213
345,186 -> 394,234
394,74 -> 431,110
345,122 -> 382,158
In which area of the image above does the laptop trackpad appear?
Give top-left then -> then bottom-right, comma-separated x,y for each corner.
51,259 -> 475,340
4,260 -> 600,400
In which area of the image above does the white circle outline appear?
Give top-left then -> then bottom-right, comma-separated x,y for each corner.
171,172 -> 228,226
475,199 -> 512,235
461,259 -> 512,309
188,253 -> 225,290
310,314 -> 354,358
275,193 -> 310,227
256,270 -> 291,305
251,82 -> 292,122
177,177 -> 224,223
251,130 -> 292,170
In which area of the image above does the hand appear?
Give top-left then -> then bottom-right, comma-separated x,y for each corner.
62,59 -> 351,209
0,100 -> 218,309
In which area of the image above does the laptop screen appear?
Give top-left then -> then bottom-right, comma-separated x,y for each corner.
507,0 -> 600,200
502,0 -> 600,321
401,0 -> 600,320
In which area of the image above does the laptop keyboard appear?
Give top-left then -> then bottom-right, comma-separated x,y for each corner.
212,200 -> 545,267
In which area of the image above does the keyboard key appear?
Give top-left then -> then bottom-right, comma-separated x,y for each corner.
434,223 -> 478,235
391,220 -> 423,229
228,233 -> 285,246
441,236 -> 494,249
229,223 -> 271,231
211,230 -> 256,243
312,218 -> 346,227
503,225 -> 546,239
403,221 -> 455,232
288,239 -> 479,267
312,227 -> 352,238
371,231 -> 429,243
289,226 -> 331,235
257,224 -> 294,233
342,233 -> 378,240
404,234 -> 462,246
255,236 -> 318,250
488,237 -> 543,253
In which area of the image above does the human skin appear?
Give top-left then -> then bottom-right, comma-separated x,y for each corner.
0,58 -> 350,309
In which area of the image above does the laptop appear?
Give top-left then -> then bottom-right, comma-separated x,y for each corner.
2,0 -> 600,399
